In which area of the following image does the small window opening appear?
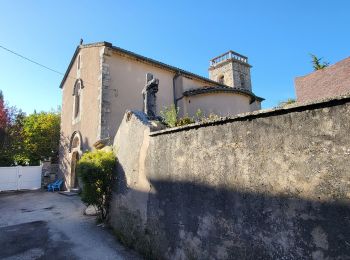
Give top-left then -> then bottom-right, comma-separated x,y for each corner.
73,82 -> 81,118
218,75 -> 225,84
240,74 -> 245,88
77,55 -> 81,70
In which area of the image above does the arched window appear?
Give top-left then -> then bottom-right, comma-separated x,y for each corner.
218,75 -> 225,84
72,136 -> 80,149
68,131 -> 83,152
73,82 -> 80,118
72,79 -> 83,119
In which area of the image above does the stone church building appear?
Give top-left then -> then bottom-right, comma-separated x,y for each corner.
58,41 -> 263,189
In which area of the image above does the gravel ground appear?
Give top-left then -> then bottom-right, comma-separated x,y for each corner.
0,190 -> 140,260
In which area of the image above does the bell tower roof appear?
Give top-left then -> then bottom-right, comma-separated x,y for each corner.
209,50 -> 250,68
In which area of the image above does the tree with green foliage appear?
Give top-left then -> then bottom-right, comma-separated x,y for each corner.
22,111 -> 60,165
77,150 -> 116,222
310,54 -> 329,71
0,90 -> 60,166
9,111 -> 27,165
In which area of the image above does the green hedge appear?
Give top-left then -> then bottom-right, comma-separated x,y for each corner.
77,150 -> 116,222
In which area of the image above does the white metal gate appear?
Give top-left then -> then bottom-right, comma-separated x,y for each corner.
0,166 -> 42,192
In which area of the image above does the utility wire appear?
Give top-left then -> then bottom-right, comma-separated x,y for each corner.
0,44 -> 98,88
0,44 -> 64,75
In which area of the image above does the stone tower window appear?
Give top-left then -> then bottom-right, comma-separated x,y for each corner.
240,74 -> 245,88
218,75 -> 225,85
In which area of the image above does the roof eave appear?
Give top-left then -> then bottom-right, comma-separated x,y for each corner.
183,87 -> 264,102
59,42 -> 264,103
59,46 -> 79,89
108,44 -> 231,87
59,42 -> 112,89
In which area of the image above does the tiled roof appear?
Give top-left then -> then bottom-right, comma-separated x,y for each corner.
59,42 -> 264,102
183,86 -> 264,102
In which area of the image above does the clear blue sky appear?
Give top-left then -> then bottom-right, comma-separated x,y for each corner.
0,0 -> 349,113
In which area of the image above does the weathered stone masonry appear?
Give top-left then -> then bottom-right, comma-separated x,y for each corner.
98,46 -> 112,141
110,95 -> 350,259
209,51 -> 252,91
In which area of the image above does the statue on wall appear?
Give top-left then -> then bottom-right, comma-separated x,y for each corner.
142,73 -> 159,120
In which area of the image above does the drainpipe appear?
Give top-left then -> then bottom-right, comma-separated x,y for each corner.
172,72 -> 181,109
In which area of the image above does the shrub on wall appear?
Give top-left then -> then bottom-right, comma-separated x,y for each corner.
276,98 -> 296,108
160,105 -> 195,127
160,107 -> 224,128
176,116 -> 195,126
77,149 -> 116,222
160,105 -> 179,127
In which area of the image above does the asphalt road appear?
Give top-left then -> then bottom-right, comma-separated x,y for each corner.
0,191 -> 140,260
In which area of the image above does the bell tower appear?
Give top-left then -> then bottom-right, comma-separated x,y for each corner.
209,50 -> 252,91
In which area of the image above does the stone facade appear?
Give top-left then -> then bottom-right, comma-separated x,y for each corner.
59,44 -> 102,190
295,56 -> 350,103
59,42 -> 263,190
110,96 -> 350,259
99,46 -> 112,140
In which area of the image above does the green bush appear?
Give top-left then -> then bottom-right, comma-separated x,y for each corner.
77,149 -> 116,222
160,105 -> 178,127
206,113 -> 221,121
195,109 -> 203,121
160,106 -> 225,128
160,105 -> 195,127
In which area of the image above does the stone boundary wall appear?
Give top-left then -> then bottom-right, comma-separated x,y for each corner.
110,96 -> 350,259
